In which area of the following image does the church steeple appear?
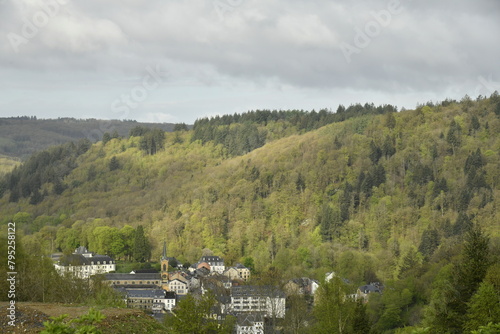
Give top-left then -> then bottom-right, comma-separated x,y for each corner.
161,240 -> 167,261
160,240 -> 169,289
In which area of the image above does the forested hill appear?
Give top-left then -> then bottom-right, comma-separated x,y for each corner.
0,94 -> 500,331
0,117 -> 178,161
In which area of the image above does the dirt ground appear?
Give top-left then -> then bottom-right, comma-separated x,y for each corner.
0,302 -> 147,334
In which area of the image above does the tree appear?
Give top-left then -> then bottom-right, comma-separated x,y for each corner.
108,156 -> 120,171
418,228 -> 440,259
165,293 -> 234,334
133,225 -> 151,262
424,264 -> 461,333
312,276 -> 356,334
454,225 -> 491,316
173,123 -> 188,131
284,294 -> 310,334
464,282 -> 500,332
446,120 -> 462,154
352,300 -> 371,334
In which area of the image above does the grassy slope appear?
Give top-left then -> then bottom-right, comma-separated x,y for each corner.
0,302 -> 167,333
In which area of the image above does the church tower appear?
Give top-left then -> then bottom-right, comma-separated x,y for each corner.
161,240 -> 169,290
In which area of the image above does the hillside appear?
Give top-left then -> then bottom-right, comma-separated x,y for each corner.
1,94 -> 499,332
0,117 -> 178,161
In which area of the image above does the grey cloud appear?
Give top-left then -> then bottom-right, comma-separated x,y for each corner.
1,0 -> 499,121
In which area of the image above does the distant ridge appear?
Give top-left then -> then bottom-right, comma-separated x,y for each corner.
0,117 -> 179,160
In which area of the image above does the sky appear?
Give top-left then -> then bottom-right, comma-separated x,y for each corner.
0,0 -> 499,124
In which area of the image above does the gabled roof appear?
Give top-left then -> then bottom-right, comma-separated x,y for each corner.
358,284 -> 382,294
105,273 -> 161,280
58,254 -> 114,266
232,285 -> 285,298
236,313 -> 265,326
169,278 -> 188,285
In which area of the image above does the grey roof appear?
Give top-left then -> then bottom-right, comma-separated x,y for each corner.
200,256 -> 224,263
235,263 -> 248,269
133,269 -> 159,274
111,284 -> 159,289
123,289 -> 166,299
105,273 -> 161,280
358,284 -> 382,294
58,254 -> 114,266
232,286 -> 285,298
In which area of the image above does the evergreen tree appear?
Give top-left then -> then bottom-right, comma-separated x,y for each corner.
418,228 -> 440,259
352,300 -> 371,334
464,282 -> 500,332
446,120 -> 462,154
108,156 -> 120,171
454,225 -> 491,316
133,225 -> 151,262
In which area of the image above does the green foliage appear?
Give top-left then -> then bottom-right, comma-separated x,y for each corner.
133,225 -> 151,262
471,322 -> 500,334
139,128 -> 165,155
108,156 -> 120,171
165,293 -> 234,334
311,276 -> 356,334
1,97 -> 500,333
465,282 -> 500,332
41,308 -> 105,334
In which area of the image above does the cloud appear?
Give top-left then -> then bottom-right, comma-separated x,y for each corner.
0,0 -> 499,122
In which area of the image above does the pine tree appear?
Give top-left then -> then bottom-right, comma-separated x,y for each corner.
464,282 -> 500,332
108,156 -> 120,171
133,225 -> 151,262
352,300 -> 371,333
454,225 -> 491,315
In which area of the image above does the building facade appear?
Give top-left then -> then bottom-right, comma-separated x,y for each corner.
53,247 -> 115,279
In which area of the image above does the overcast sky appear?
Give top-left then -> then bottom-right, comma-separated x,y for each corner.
1,0 -> 499,124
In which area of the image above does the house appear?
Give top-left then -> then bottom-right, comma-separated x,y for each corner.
224,263 -> 251,281
200,256 -> 225,274
53,246 -> 115,279
201,275 -> 232,296
235,263 -> 251,281
235,313 -> 265,334
356,282 -> 383,302
224,267 -> 240,280
120,288 -> 167,311
284,277 -> 319,296
169,277 -> 189,295
157,291 -> 176,311
230,286 -> 286,318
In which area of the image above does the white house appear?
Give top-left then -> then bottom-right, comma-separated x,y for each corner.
169,278 -> 188,295
200,256 -> 225,274
53,247 -> 115,279
230,286 -> 286,318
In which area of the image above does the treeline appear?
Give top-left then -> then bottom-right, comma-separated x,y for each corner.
191,104 -> 398,156
1,139 -> 92,203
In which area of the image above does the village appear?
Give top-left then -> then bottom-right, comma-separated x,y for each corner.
51,243 -> 383,333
